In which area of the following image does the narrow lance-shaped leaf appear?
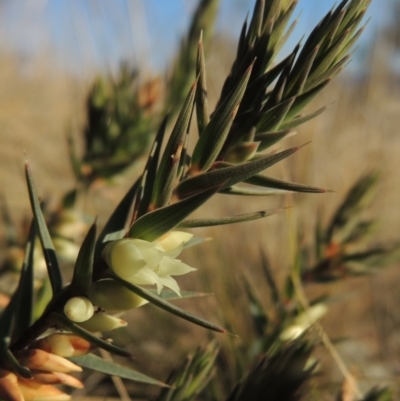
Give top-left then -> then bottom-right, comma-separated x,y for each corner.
257,97 -> 296,132
177,145 -> 301,199
149,289 -> 212,301
69,354 -> 168,387
0,345 -> 32,378
245,174 -> 328,193
279,106 -> 326,130
136,115 -> 168,219
94,177 -> 141,260
129,185 -> 222,241
12,220 -> 35,341
221,186 -> 291,196
285,80 -> 330,121
196,33 -> 210,135
284,45 -> 320,98
191,61 -> 254,173
51,313 -> 130,357
178,209 -> 281,228
152,81 -> 197,208
25,163 -> 62,295
308,29 -> 350,84
110,274 -> 228,334
70,222 -> 96,295
255,129 -> 295,151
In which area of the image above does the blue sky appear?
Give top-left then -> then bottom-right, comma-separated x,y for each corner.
0,0 -> 389,76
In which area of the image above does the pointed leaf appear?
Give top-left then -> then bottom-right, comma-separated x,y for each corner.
196,34 -> 210,135
255,129 -> 295,151
152,81 -> 197,208
94,177 -> 141,260
128,185 -> 221,241
51,313 -> 130,357
285,80 -> 330,121
12,220 -> 35,341
178,209 -> 281,228
151,290 -> 212,301
245,174 -> 328,193
111,274 -> 228,334
191,62 -> 254,172
25,163 -> 62,295
177,146 -> 301,198
136,115 -> 168,219
0,345 -> 32,378
279,106 -> 326,130
70,353 -> 167,387
70,222 -> 96,294
221,186 -> 290,196
257,97 -> 296,132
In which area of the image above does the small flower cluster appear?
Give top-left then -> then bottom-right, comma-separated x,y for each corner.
61,231 -> 195,332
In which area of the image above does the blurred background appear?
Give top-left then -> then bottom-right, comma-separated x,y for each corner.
1,0 -> 400,399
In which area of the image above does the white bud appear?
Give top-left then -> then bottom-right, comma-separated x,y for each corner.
79,312 -> 127,332
155,231 -> 193,254
64,297 -> 94,323
88,280 -> 148,311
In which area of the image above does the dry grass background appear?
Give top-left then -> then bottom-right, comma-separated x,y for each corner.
1,30 -> 400,399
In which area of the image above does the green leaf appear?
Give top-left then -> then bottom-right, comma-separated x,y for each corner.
94,177 -> 141,260
69,353 -> 167,387
196,33 -> 210,135
25,163 -> 62,295
128,185 -> 221,241
221,186 -> 291,196
255,129 -> 294,151
70,222 -> 96,294
177,146 -> 301,198
12,220 -> 35,341
191,61 -> 254,172
257,97 -> 296,132
178,209 -> 281,228
245,174 -> 328,193
284,79 -> 330,121
279,106 -> 326,130
111,274 -> 228,334
284,45 -> 319,98
0,345 -> 32,378
51,313 -> 130,357
150,290 -> 212,301
152,81 -> 197,208
33,277 -> 52,322
136,115 -> 168,219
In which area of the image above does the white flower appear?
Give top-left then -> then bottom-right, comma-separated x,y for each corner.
103,231 -> 196,296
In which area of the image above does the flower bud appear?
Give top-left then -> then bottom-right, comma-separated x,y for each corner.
17,349 -> 82,373
155,231 -> 193,255
64,296 -> 94,323
34,334 -> 94,357
88,279 -> 148,311
79,312 -> 127,332
0,369 -> 24,401
224,141 -> 260,163
19,377 -> 71,401
279,303 -> 328,341
31,372 -> 83,388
